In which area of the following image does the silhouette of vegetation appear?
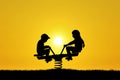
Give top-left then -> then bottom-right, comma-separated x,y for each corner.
0,69 -> 119,80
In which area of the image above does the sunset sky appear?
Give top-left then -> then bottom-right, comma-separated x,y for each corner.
0,0 -> 120,70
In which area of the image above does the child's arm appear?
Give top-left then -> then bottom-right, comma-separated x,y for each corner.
44,45 -> 51,49
64,40 -> 75,47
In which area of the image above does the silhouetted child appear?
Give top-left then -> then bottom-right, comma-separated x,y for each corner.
37,33 -> 52,63
64,30 -> 85,61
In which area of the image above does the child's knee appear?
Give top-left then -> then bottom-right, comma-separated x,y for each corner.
66,47 -> 71,50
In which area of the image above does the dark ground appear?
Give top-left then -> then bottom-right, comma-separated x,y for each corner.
0,69 -> 120,80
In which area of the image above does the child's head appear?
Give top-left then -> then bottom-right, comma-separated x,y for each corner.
72,30 -> 80,38
41,33 -> 50,42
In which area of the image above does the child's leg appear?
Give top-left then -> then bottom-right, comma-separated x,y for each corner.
66,47 -> 75,55
44,49 -> 50,57
44,49 -> 52,63
66,47 -> 75,60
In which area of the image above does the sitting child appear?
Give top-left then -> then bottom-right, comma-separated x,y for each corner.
64,30 -> 85,61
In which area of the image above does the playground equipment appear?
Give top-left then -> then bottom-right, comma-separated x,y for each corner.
34,46 -> 78,69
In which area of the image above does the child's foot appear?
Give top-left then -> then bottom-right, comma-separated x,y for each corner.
45,58 -> 52,63
66,57 -> 72,61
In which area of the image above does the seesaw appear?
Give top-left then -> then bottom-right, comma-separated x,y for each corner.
34,54 -> 78,60
34,47 -> 78,69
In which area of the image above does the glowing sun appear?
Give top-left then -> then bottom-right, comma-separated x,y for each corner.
53,36 -> 63,46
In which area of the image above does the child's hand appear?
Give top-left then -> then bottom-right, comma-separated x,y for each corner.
64,44 -> 67,47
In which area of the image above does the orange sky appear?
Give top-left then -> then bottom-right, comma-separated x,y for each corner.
0,0 -> 120,70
